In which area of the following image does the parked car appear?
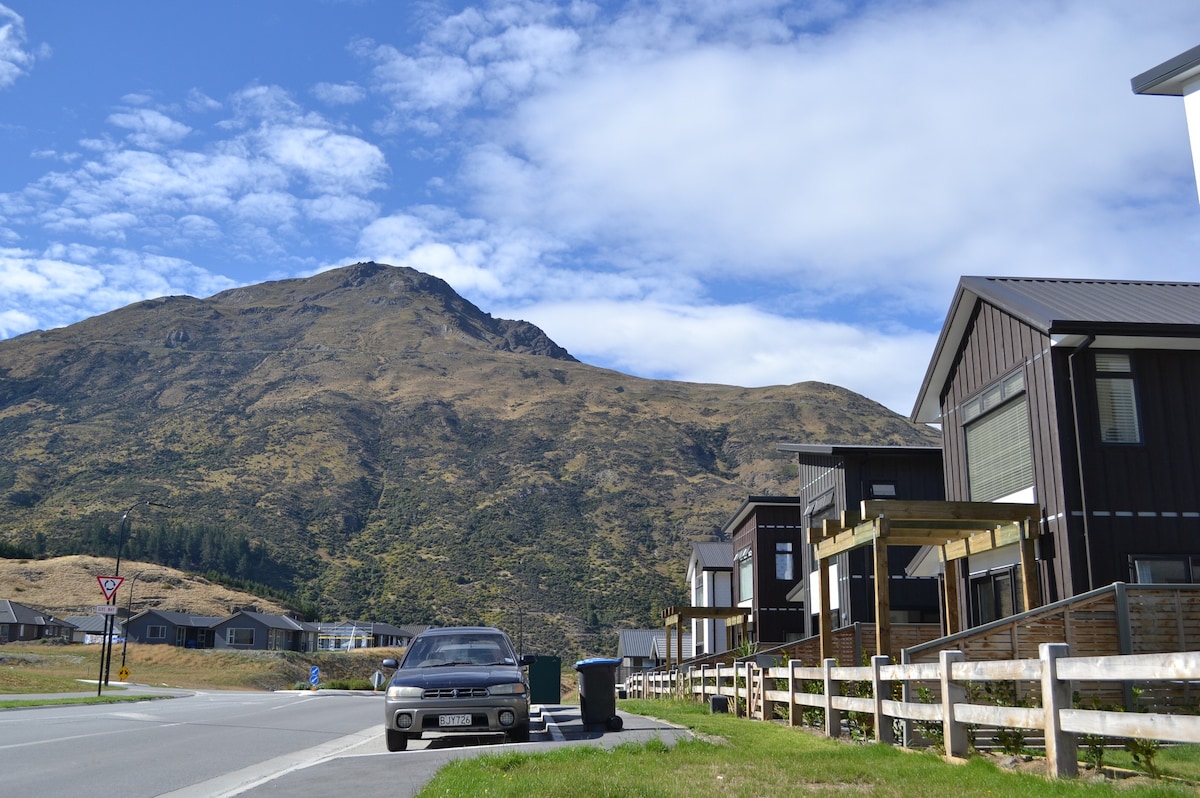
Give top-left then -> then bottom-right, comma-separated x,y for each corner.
381,626 -> 536,752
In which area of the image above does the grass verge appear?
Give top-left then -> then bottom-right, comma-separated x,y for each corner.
0,694 -> 169,709
418,699 -> 1196,797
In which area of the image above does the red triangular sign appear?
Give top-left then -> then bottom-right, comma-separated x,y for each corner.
97,575 -> 124,602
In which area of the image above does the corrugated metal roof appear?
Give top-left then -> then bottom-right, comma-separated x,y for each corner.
616,628 -> 661,658
692,542 -> 732,570
912,276 -> 1200,422
964,277 -> 1200,330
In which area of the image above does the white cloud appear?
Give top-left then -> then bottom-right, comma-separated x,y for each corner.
312,81 -> 366,105
108,108 -> 192,149
0,4 -> 34,90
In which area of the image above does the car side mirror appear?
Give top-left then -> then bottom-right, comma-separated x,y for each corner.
519,654 -> 537,667
381,658 -> 398,670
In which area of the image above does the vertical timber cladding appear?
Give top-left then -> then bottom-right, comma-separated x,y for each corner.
940,300 -> 1071,608
1074,348 -> 1200,588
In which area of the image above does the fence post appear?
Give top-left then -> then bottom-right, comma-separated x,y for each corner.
900,648 -> 914,748
788,659 -> 801,727
823,657 -> 841,738
940,650 -> 968,760
1041,642 -> 1078,779
871,654 -> 894,744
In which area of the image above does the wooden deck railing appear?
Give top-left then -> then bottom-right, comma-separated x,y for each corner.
625,643 -> 1200,779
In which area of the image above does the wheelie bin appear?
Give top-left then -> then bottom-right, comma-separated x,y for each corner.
574,657 -> 623,731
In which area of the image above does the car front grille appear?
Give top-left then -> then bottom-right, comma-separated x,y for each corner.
423,687 -> 490,699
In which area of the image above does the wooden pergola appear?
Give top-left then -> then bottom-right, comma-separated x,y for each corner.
809,499 -> 1041,659
661,606 -> 752,671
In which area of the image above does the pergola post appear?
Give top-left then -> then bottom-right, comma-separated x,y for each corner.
873,516 -> 891,658
819,556 -> 832,661
1018,517 -> 1040,613
942,554 -> 961,636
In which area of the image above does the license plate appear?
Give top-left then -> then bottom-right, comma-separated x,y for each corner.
439,713 -> 472,727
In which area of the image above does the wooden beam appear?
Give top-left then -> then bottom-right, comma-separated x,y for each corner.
813,521 -> 878,559
874,517 -> 892,658
861,499 -> 1039,524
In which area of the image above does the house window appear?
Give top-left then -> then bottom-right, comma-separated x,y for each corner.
969,567 -> 1024,625
227,628 -> 254,646
870,482 -> 897,498
1095,353 -> 1141,444
1132,557 -> 1198,584
964,372 -> 1033,502
776,541 -> 794,581
736,546 -> 753,604
147,625 -> 166,639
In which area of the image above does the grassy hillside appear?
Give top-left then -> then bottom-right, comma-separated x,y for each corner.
0,262 -> 939,659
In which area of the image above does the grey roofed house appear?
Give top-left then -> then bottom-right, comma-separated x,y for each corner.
1131,43 -> 1200,204
910,276 -> 1200,628
616,628 -> 691,673
65,614 -> 123,644
316,620 -> 419,650
212,610 -> 318,652
0,600 -> 75,643
125,608 -> 222,648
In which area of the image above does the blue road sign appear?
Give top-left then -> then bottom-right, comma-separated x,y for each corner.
309,666 -> 320,686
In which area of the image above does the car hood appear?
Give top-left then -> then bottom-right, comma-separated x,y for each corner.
390,665 -> 524,688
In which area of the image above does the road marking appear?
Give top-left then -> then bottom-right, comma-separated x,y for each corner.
156,724 -> 383,798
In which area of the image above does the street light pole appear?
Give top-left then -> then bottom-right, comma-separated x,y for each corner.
100,500 -> 171,691
119,569 -> 156,677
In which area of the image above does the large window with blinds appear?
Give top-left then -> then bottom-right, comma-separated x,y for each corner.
1095,352 -> 1141,444
963,371 -> 1034,503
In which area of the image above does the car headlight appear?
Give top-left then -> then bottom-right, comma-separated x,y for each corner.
488,682 -> 527,696
386,685 -> 424,699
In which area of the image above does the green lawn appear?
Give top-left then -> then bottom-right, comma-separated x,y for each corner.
418,699 -> 1196,797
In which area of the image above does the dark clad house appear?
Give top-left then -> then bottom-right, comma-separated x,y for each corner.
777,444 -> 944,636
912,277 -> 1200,624
726,496 -> 806,646
0,600 -> 74,643
125,609 -> 221,648
212,610 -> 318,652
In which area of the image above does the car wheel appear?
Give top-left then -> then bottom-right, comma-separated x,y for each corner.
508,724 -> 531,743
386,728 -> 409,752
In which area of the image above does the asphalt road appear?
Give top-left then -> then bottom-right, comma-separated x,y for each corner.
0,688 -> 690,797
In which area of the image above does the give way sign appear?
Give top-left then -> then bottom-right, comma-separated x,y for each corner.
97,575 -> 124,602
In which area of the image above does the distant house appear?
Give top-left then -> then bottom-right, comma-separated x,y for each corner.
615,628 -> 691,680
212,610 -> 317,652
125,609 -> 221,648
316,620 -> 421,650
776,444 -> 944,637
685,542 -> 732,657
65,614 -> 122,644
911,277 -> 1200,624
725,496 -> 806,647
0,600 -> 74,643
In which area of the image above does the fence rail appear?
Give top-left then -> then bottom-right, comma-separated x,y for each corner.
625,643 -> 1200,779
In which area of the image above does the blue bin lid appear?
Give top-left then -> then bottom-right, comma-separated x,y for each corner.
574,657 -> 622,668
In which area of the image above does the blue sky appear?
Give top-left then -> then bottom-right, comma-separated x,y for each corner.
2,1 -> 1199,415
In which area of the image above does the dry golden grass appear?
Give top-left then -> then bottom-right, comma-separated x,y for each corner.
0,641 -> 408,691
0,555 -> 290,618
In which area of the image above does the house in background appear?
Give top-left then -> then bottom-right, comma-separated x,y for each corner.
776,444 -> 944,637
685,542 -> 732,658
616,628 -> 692,681
316,620 -> 422,650
65,614 -> 121,644
724,496 -> 805,647
911,277 -> 1200,624
0,600 -> 74,643
125,609 -> 220,648
213,610 -> 318,652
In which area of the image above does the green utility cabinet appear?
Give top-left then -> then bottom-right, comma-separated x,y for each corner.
528,655 -> 562,704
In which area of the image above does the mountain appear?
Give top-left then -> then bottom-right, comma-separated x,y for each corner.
0,262 -> 938,657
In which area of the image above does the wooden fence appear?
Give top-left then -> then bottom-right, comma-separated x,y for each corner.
625,643 -> 1200,779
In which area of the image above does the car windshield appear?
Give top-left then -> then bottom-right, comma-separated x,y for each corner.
402,633 -> 515,668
